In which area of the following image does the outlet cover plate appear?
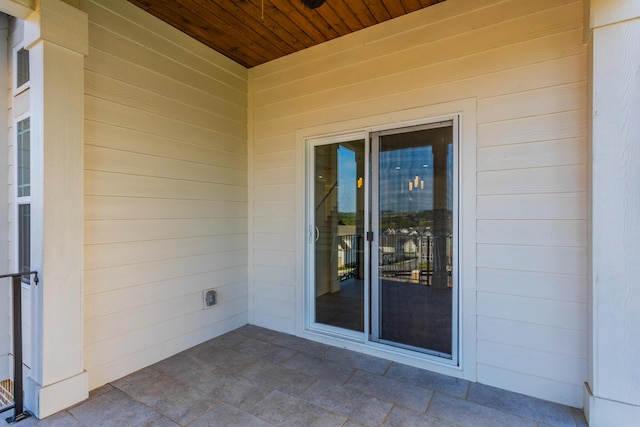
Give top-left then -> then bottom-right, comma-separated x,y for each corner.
204,289 -> 217,308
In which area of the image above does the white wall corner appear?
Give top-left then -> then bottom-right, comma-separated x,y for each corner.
584,383 -> 640,427
247,74 -> 255,326
23,0 -> 88,56
587,1 -> 640,422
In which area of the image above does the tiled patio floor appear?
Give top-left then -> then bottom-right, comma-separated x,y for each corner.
3,325 -> 588,426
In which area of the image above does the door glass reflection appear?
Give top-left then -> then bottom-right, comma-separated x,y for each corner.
314,140 -> 365,332
377,125 -> 454,356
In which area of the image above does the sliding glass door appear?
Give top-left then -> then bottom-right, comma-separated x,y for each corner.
371,122 -> 456,358
308,120 -> 458,361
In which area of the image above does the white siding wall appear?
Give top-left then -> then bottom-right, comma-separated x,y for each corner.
81,0 -> 248,389
249,0 -> 587,406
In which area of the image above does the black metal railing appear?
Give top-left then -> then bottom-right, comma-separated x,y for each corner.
338,234 -> 362,280
378,233 -> 452,285
0,271 -> 38,424
337,233 -> 453,285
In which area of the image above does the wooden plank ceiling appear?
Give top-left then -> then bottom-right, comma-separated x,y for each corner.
127,0 -> 446,68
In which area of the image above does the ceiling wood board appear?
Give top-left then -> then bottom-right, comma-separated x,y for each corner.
127,0 -> 446,68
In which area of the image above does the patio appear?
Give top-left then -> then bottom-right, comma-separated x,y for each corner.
3,325 -> 587,426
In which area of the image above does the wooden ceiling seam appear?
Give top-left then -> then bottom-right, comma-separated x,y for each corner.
190,0 -> 290,59
131,0 -> 272,66
248,0 -> 315,50
323,1 -> 364,34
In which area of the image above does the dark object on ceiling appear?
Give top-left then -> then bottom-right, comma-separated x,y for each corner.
301,0 -> 326,9
127,0 -> 447,68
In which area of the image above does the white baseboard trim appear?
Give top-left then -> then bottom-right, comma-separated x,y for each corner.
25,370 -> 88,419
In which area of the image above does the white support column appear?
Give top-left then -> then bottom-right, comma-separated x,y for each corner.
585,1 -> 640,426
22,0 -> 88,418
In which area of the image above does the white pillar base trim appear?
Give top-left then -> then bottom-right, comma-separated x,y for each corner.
25,370 -> 88,419
584,382 -> 640,427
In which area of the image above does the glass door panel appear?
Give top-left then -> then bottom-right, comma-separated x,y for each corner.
313,140 -> 365,333
373,123 -> 454,357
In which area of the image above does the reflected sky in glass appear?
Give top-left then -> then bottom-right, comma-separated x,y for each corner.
337,135 -> 453,214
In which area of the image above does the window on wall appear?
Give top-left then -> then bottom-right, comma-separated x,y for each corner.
18,204 -> 30,277
17,118 -> 30,197
16,117 -> 30,283
15,47 -> 29,92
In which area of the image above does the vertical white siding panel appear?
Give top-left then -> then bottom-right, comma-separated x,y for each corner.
249,0 -> 587,405
81,0 -> 248,390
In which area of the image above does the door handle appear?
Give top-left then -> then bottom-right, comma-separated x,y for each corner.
315,226 -> 320,242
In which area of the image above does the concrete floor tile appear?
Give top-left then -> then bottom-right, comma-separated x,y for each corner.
382,406 -> 457,427
239,360 -> 316,395
270,334 -> 332,356
185,368 -> 271,410
87,383 -> 115,400
281,353 -> 354,384
234,337 -> 297,364
249,390 -> 347,427
188,402 -> 273,427
345,370 -> 433,412
236,325 -> 285,342
427,393 -> 536,427
572,407 -> 588,427
120,375 -> 213,425
385,363 -> 469,398
181,339 -> 215,357
299,380 -> 392,426
342,420 -> 369,427
68,388 -> 162,426
163,362 -> 218,389
467,383 -> 576,427
208,329 -> 250,349
1,411 -> 82,427
148,416 -> 181,427
112,367 -> 165,397
152,353 -> 210,379
323,347 -> 391,375
189,344 -> 260,373
9,326 -> 584,427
